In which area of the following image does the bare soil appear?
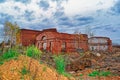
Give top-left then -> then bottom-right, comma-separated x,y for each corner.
0,55 -> 74,80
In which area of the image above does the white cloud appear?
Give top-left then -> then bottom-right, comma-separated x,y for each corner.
0,0 -> 120,44
0,0 -> 58,23
63,0 -> 115,16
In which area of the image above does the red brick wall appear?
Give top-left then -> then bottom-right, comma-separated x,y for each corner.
20,29 -> 41,46
20,28 -> 112,53
36,29 -> 88,54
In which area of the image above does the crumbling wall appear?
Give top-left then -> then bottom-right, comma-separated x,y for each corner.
20,29 -> 41,46
36,29 -> 89,54
88,37 -> 112,52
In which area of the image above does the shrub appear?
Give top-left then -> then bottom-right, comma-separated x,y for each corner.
54,55 -> 66,74
2,48 -> 19,60
0,61 -> 4,65
26,45 -> 42,59
54,55 -> 72,77
20,66 -> 29,75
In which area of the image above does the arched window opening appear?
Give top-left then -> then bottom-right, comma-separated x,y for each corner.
61,42 -> 66,52
42,36 -> 47,50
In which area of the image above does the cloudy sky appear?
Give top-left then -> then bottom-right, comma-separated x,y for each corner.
0,0 -> 120,44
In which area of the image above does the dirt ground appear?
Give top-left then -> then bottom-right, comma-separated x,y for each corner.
70,46 -> 120,80
0,55 -> 74,80
0,46 -> 120,80
40,46 -> 120,80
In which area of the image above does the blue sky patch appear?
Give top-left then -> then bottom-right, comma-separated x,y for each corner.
39,0 -> 49,10
0,0 -> 120,44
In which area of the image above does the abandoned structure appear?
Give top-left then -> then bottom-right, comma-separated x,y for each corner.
20,29 -> 41,46
20,28 -> 112,53
36,29 -> 88,54
88,37 -> 112,52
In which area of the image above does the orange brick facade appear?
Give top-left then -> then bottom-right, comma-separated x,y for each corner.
36,29 -> 88,54
20,28 -> 112,54
20,29 -> 41,46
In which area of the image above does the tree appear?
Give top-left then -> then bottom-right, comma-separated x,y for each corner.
85,26 -> 95,38
4,21 -> 20,48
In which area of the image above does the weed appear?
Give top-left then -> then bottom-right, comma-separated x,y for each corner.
42,67 -> 47,72
26,45 -> 42,59
2,48 -> 19,60
88,70 -> 111,77
80,74 -> 83,76
39,61 -> 43,64
62,72 -> 72,78
88,70 -> 99,77
54,55 -> 71,77
20,66 -> 29,75
0,61 -> 3,65
99,71 -> 111,77
54,55 -> 66,74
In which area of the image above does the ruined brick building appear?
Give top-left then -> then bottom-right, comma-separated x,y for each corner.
88,37 -> 112,52
20,28 -> 112,54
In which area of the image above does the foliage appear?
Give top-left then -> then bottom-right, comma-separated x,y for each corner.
0,61 -> 4,65
99,71 -> 111,76
54,55 -> 72,77
54,55 -> 66,74
2,48 -> 19,60
26,45 -> 42,59
42,66 -> 47,72
79,74 -> 83,76
88,70 -> 111,77
4,21 -> 20,47
62,72 -> 72,78
20,66 -> 29,75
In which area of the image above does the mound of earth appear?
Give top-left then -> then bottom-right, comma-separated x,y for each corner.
0,55 -> 74,80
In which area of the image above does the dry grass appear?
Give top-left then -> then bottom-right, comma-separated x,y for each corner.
0,55 -> 74,80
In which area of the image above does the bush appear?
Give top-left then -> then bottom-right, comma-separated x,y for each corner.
20,66 -> 30,75
2,48 -> 19,60
54,55 -> 66,74
26,45 -> 42,59
54,55 -> 72,77
0,61 -> 4,65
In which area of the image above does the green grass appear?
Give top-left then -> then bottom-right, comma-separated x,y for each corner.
79,74 -> 83,76
54,55 -> 72,77
1,48 -> 19,60
26,45 -> 42,59
20,66 -> 30,75
54,55 -> 66,74
88,70 -> 111,77
42,66 -> 47,72
0,61 -> 4,65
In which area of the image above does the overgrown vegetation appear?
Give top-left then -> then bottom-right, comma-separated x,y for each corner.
26,45 -> 42,59
0,47 -> 20,65
54,55 -> 66,74
54,55 -> 71,77
88,70 -> 111,77
20,66 -> 30,75
2,48 -> 19,60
